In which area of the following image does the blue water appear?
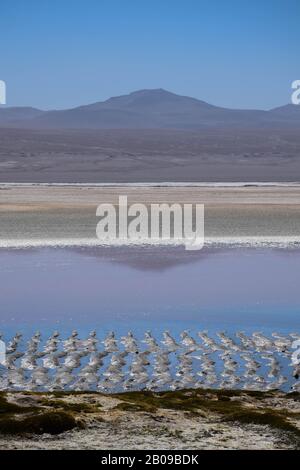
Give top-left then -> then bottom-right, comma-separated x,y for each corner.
0,246 -> 299,340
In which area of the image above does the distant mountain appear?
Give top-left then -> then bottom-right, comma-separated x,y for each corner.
0,106 -> 43,124
267,104 -> 300,121
0,89 -> 299,129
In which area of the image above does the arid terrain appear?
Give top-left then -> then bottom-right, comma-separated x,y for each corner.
1,127 -> 300,183
0,389 -> 299,450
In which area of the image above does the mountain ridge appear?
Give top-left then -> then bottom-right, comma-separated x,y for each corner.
0,89 -> 299,129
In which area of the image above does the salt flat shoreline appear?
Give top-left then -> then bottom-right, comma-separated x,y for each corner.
0,183 -> 300,248
2,182 -> 300,187
1,183 -> 296,266
1,183 -> 300,206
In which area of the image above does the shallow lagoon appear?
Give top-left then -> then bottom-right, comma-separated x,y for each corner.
1,246 -> 299,392
0,246 -> 299,339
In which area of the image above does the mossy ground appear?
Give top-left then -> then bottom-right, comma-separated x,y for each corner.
0,389 -> 299,444
0,392 -> 82,435
36,398 -> 101,413
112,388 -> 300,444
0,411 -> 79,435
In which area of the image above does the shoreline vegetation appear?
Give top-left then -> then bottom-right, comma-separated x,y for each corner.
0,388 -> 299,449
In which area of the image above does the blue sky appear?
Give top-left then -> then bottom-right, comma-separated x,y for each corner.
0,0 -> 299,109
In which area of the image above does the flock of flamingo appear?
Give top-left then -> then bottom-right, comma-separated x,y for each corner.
0,329 -> 299,393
